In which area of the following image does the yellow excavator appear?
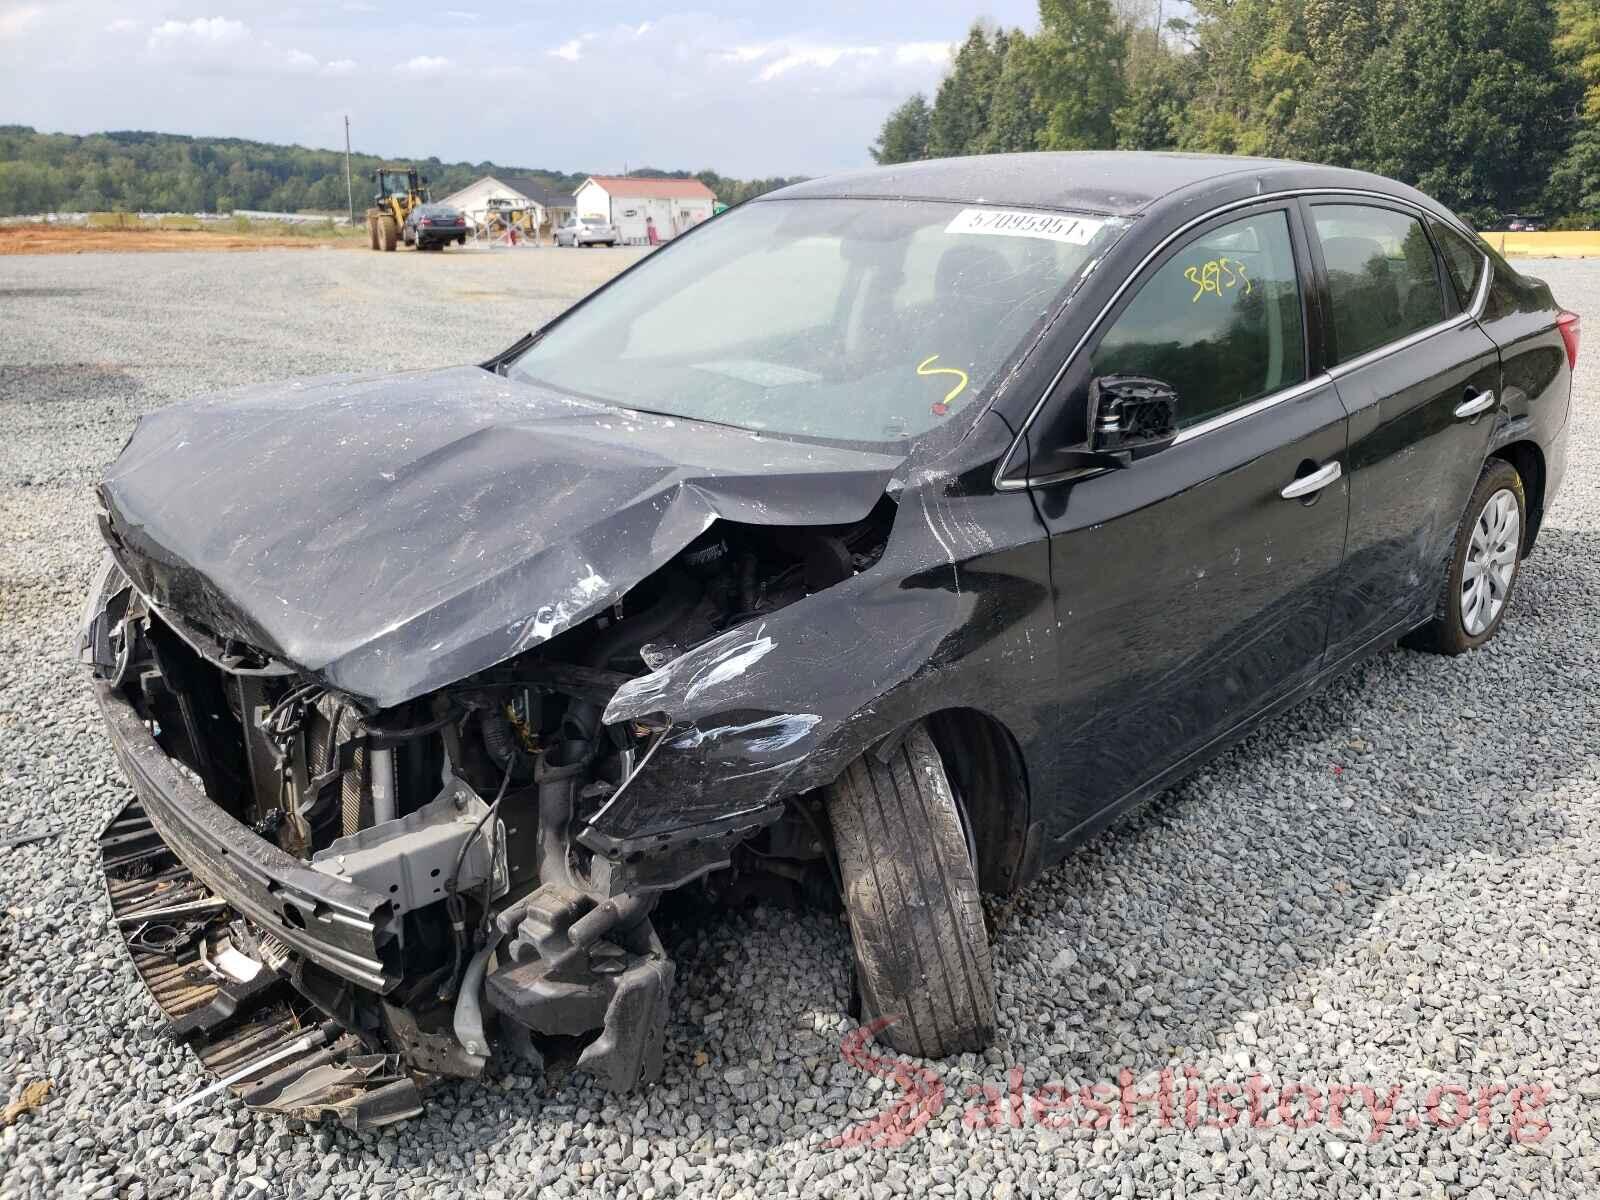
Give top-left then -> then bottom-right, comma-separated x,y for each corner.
365,165 -> 429,251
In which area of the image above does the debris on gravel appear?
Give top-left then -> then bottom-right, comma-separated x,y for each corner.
2,249 -> 1597,1199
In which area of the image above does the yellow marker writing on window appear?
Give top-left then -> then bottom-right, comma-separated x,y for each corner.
917,355 -> 969,416
1183,257 -> 1253,303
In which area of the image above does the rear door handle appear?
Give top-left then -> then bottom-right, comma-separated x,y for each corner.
1280,461 -> 1342,500
1454,389 -> 1496,419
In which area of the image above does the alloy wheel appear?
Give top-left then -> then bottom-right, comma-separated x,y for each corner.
1461,488 -> 1520,636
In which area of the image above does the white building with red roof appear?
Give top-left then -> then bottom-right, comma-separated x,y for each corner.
575,175 -> 718,244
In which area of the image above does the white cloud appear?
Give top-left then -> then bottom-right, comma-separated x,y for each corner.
395,54 -> 452,76
719,44 -> 770,64
756,44 -> 880,83
549,38 -> 583,62
444,9 -> 479,19
286,48 -> 319,71
633,21 -> 652,37
104,18 -> 140,35
324,58 -> 357,76
0,5 -> 43,39
147,17 -> 248,51
894,41 -> 953,67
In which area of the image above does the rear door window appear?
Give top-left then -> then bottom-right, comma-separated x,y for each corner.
1089,209 -> 1306,430
1430,219 -> 1488,310
1312,204 -> 1446,363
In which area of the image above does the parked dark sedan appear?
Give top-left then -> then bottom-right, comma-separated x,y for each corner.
403,202 -> 468,250
83,153 -> 1575,1123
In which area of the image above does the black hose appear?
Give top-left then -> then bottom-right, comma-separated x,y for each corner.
481,706 -> 535,779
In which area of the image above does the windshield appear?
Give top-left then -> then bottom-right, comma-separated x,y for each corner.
509,198 -> 1124,444
582,216 -> 609,225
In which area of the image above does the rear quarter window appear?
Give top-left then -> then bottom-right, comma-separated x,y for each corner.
1430,220 -> 1486,310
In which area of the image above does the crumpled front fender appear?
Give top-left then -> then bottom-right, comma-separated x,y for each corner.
588,480 -> 1050,847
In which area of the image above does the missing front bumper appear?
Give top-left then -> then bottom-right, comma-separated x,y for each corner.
96,677 -> 681,1114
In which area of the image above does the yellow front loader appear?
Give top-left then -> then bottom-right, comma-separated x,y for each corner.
365,166 -> 429,251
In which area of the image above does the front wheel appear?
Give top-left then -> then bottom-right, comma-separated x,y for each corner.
825,721 -> 995,1059
1411,458 -> 1526,654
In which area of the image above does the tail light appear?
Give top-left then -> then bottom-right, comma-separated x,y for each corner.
1557,310 -> 1580,369
420,217 -> 433,227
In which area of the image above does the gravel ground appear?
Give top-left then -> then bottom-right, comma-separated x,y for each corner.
1,247 -> 1598,1200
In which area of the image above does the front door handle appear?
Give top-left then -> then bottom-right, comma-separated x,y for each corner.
1280,460 -> 1342,500
1454,389 -> 1497,419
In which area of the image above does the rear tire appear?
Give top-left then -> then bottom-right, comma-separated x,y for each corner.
1409,458 -> 1526,655
825,722 -> 995,1059
367,216 -> 379,250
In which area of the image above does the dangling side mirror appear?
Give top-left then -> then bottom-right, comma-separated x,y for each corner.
1089,375 -> 1180,460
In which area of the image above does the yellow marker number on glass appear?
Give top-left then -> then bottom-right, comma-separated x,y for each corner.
1183,257 -> 1253,303
917,355 -> 969,416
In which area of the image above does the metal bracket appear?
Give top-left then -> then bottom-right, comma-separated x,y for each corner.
311,776 -> 508,917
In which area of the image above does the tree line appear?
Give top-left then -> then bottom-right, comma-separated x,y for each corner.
0,126 -> 801,218
873,0 -> 1600,227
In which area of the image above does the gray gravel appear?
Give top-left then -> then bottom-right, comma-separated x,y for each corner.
2,246 -> 1599,1199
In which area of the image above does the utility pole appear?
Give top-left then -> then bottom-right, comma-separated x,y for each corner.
344,116 -> 355,228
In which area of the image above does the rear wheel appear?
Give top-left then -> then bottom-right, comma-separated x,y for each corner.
367,216 -> 379,250
825,721 -> 995,1059
1410,458 -> 1526,654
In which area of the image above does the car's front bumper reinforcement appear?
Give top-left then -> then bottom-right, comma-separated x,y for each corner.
95,680 -> 400,994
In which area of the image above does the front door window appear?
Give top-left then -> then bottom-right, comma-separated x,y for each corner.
1090,210 -> 1306,430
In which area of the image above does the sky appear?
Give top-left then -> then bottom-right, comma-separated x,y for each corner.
0,1 -> 1047,178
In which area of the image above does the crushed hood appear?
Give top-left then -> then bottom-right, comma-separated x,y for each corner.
98,366 -> 904,707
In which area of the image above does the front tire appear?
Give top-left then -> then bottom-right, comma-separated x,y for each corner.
1411,458 -> 1526,654
825,721 -> 995,1059
379,216 -> 398,252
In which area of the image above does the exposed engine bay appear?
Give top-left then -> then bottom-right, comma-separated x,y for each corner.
85,503 -> 894,1116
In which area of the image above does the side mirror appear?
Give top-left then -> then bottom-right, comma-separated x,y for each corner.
1089,375 -> 1179,460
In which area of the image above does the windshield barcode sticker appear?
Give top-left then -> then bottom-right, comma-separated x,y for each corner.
946,208 -> 1105,245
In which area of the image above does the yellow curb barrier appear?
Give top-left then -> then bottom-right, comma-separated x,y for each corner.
1491,231 -> 1600,259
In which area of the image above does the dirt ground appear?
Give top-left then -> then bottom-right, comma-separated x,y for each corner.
0,224 -> 357,255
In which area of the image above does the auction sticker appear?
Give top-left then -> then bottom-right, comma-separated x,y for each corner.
946,208 -> 1105,245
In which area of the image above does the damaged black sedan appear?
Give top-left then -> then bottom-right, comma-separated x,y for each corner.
84,152 -> 1574,1123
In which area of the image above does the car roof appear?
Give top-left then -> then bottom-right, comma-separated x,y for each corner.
760,152 -> 1424,218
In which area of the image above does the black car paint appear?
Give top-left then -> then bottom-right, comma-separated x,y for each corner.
97,367 -> 903,711
93,152 -> 1571,920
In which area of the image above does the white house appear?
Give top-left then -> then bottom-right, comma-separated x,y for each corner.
436,175 -> 576,239
575,176 -> 717,244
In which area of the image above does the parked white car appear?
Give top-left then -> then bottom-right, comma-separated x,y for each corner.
555,215 -> 619,247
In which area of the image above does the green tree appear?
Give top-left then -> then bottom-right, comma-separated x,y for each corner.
1031,0 -> 1128,150
929,24 -> 1009,157
1289,0 -> 1384,166
0,127 -> 798,217
871,95 -> 934,163
1176,0 -> 1308,156
1360,0 -> 1569,218
1114,48 -> 1188,149
980,34 -> 1046,152
1547,0 -> 1600,216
